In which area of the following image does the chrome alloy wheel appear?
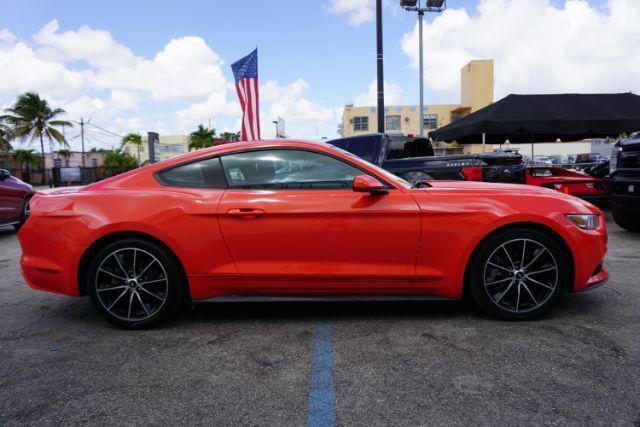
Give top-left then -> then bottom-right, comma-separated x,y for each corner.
483,238 -> 558,314
95,248 -> 169,322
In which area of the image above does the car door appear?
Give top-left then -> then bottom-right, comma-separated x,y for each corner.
0,171 -> 22,223
216,148 -> 421,291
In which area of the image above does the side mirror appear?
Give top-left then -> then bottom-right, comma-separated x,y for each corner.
353,174 -> 388,195
0,169 -> 9,180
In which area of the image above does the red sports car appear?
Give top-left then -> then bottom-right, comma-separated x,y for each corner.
19,141 -> 608,328
526,166 -> 608,203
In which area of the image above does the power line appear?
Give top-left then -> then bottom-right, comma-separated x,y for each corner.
86,122 -> 122,138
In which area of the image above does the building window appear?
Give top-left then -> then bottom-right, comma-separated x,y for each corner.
386,115 -> 401,131
92,158 -> 98,167
423,114 -> 438,129
353,116 -> 369,131
54,158 -> 62,168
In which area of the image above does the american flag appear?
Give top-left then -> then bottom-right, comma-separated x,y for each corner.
231,49 -> 261,141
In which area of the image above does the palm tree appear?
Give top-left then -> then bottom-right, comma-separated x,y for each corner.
121,133 -> 143,165
188,124 -> 216,151
13,149 -> 40,184
103,148 -> 138,175
2,92 -> 73,183
56,149 -> 72,167
0,123 -> 13,151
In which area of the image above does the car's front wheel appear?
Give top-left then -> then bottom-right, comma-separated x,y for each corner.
87,239 -> 185,329
13,196 -> 32,231
468,228 -> 568,320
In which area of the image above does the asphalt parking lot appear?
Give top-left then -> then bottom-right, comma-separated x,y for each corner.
1,210 -> 639,425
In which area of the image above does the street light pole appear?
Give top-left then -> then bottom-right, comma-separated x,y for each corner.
376,0 -> 385,133
400,0 -> 446,138
418,9 -> 424,136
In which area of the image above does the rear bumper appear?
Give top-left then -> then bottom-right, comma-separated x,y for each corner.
18,218 -> 86,297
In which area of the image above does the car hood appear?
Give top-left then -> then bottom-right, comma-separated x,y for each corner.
3,176 -> 34,192
419,180 -> 600,213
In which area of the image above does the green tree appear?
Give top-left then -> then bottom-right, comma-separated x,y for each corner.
218,131 -> 241,142
188,124 -> 216,151
13,149 -> 41,183
0,123 -> 13,151
56,149 -> 72,167
121,133 -> 143,165
2,92 -> 73,183
102,149 -> 138,175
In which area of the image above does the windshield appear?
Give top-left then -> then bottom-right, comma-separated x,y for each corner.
329,145 -> 412,189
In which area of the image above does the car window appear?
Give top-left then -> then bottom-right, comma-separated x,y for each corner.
346,137 -> 379,163
220,149 -> 364,190
530,168 -> 553,177
386,137 -> 434,160
156,157 -> 227,188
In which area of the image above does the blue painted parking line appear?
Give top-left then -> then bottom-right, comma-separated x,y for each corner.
307,321 -> 335,427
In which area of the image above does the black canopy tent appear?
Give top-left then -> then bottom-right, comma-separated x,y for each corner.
429,93 -> 640,149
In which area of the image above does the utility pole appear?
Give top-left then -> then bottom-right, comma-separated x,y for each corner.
80,117 -> 86,167
376,0 -> 385,133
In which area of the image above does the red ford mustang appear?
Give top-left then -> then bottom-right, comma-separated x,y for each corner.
19,140 -> 608,328
526,166 -> 608,204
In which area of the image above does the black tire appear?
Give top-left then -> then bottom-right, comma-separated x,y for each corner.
13,195 -> 32,231
87,238 -> 185,329
402,171 -> 433,183
611,207 -> 640,232
468,228 -> 569,320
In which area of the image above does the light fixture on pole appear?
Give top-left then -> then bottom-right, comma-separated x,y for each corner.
400,0 -> 446,137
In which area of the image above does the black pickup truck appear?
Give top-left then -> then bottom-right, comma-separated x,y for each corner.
609,134 -> 640,232
328,133 -> 524,183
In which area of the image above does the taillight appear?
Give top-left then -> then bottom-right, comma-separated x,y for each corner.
462,167 -> 483,181
553,183 -> 571,194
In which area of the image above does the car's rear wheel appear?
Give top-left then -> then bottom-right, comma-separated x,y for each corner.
468,228 -> 568,320
611,207 -> 640,232
87,239 -> 185,329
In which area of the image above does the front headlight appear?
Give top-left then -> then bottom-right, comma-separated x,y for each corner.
610,145 -> 622,175
565,214 -> 599,230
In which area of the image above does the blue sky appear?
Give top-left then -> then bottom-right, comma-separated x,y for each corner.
0,0 -> 635,148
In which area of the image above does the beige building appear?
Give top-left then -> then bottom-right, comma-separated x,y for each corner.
123,134 -> 190,165
340,59 -> 494,154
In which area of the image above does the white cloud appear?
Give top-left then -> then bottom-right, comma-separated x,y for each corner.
354,79 -> 405,106
400,0 -> 640,103
0,41 -> 88,99
34,20 -> 136,69
0,29 -> 16,45
0,20 -> 340,142
327,0 -> 375,26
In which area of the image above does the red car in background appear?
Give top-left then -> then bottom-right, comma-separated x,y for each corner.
526,166 -> 608,204
18,141 -> 608,328
0,168 -> 34,230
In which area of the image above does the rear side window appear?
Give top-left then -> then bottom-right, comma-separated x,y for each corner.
156,157 -> 227,188
347,138 -> 379,163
